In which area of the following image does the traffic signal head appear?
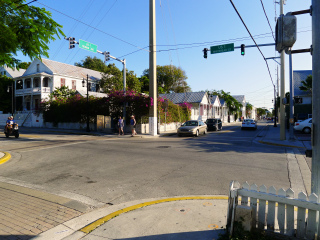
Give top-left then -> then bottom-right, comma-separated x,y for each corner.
275,14 -> 297,53
104,51 -> 110,62
69,37 -> 75,49
241,44 -> 245,56
203,48 -> 208,59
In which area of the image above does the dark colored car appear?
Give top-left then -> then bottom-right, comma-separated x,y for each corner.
206,118 -> 222,131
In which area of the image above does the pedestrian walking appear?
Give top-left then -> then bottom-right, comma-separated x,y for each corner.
118,116 -> 124,135
130,115 -> 137,137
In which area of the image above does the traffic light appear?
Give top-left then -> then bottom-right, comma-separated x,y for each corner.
104,51 -> 110,62
203,48 -> 208,59
241,44 -> 245,56
275,14 -> 297,53
69,37 -> 75,49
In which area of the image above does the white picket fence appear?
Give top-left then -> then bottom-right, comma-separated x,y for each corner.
227,181 -> 320,239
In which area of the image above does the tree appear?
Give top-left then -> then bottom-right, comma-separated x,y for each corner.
75,56 -> 107,72
142,65 -> 191,93
0,75 -> 14,113
246,102 -> 253,116
1,0 -> 64,68
49,86 -> 76,100
18,61 -> 31,69
299,75 -> 312,93
207,89 -> 242,115
257,108 -> 266,117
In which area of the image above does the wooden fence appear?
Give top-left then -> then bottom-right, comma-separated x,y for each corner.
227,181 -> 320,239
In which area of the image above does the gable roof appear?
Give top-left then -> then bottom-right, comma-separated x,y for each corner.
220,98 -> 226,106
159,92 -> 207,104
76,90 -> 108,98
232,95 -> 245,104
22,59 -> 103,81
293,70 -> 312,96
0,66 -> 26,78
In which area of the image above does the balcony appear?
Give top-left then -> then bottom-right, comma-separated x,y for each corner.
16,87 -> 51,96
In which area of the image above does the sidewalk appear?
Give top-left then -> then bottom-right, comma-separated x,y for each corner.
0,122 -> 311,240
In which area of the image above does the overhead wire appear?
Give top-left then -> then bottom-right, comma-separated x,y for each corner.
260,0 -> 275,41
229,0 -> 275,93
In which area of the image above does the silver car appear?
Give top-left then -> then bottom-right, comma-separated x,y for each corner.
177,120 -> 207,137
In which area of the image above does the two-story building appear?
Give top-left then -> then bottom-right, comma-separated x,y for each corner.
13,58 -> 105,112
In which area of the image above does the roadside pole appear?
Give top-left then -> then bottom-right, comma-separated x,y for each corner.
123,59 -> 126,133
280,0 -> 286,140
288,50 -> 294,140
311,0 -> 320,197
149,0 -> 157,136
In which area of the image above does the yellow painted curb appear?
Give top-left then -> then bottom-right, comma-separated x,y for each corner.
80,195 -> 228,234
0,152 -> 11,165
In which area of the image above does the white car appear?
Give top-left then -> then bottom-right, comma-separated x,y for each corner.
294,118 -> 312,134
241,119 -> 257,130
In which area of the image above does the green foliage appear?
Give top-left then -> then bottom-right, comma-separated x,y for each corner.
246,102 -> 253,116
256,108 -> 266,117
41,89 -> 190,126
17,61 -> 31,69
75,56 -> 107,72
49,86 -> 76,100
0,0 -> 65,68
0,76 -> 14,113
299,74 -> 312,93
142,65 -> 191,93
208,89 -> 242,114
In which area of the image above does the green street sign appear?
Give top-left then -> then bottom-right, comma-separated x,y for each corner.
210,43 -> 234,54
79,39 -> 97,53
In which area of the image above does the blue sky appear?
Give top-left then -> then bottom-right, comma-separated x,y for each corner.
17,0 -> 312,109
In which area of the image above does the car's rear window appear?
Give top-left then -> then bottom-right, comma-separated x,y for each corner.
184,121 -> 198,126
207,119 -> 217,123
244,119 -> 253,123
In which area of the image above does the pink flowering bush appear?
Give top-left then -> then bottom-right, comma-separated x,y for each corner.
41,90 -> 190,125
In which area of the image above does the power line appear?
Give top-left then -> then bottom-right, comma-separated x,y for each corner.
260,0 -> 275,41
36,1 -> 149,53
229,0 -> 275,90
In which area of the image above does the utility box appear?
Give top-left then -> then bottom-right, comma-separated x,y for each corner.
276,14 -> 297,53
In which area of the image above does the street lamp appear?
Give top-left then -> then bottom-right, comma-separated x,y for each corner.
82,74 -> 90,132
7,82 -> 13,115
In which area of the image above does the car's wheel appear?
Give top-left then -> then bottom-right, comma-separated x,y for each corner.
15,133 -> 19,138
178,134 -> 182,137
195,130 -> 199,137
303,127 -> 311,134
5,133 -> 9,138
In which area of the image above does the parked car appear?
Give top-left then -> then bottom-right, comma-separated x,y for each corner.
206,118 -> 222,131
241,119 -> 257,130
177,120 -> 207,137
294,118 -> 312,134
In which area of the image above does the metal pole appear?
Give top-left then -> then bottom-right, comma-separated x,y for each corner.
311,0 -> 320,196
274,85 -> 277,127
280,0 -> 286,140
86,74 -> 90,132
288,51 -> 294,140
149,0 -> 157,136
11,82 -> 13,115
123,59 -> 126,134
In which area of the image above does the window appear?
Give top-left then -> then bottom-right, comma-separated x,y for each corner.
72,80 -> 76,90
200,104 -> 203,116
96,84 -> 100,92
37,64 -> 40,72
16,80 -> 23,89
43,77 -> 49,87
34,77 -> 40,87
61,78 -> 65,87
25,78 -> 31,88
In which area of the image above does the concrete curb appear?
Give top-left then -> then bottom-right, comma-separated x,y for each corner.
0,151 -> 11,165
257,140 -> 305,148
35,195 -> 229,240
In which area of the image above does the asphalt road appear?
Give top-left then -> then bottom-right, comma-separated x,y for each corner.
0,121 -> 291,207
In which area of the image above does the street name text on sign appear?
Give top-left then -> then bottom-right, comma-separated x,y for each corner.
79,39 -> 97,53
210,43 -> 234,54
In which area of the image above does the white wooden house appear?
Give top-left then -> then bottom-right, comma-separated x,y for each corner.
209,95 -> 221,119
12,58 -> 105,112
0,66 -> 26,78
159,92 -> 211,121
232,95 -> 246,119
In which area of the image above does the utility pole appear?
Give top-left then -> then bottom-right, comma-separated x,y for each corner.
288,50 -> 294,140
311,0 -> 320,197
149,0 -> 157,136
279,0 -> 286,140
